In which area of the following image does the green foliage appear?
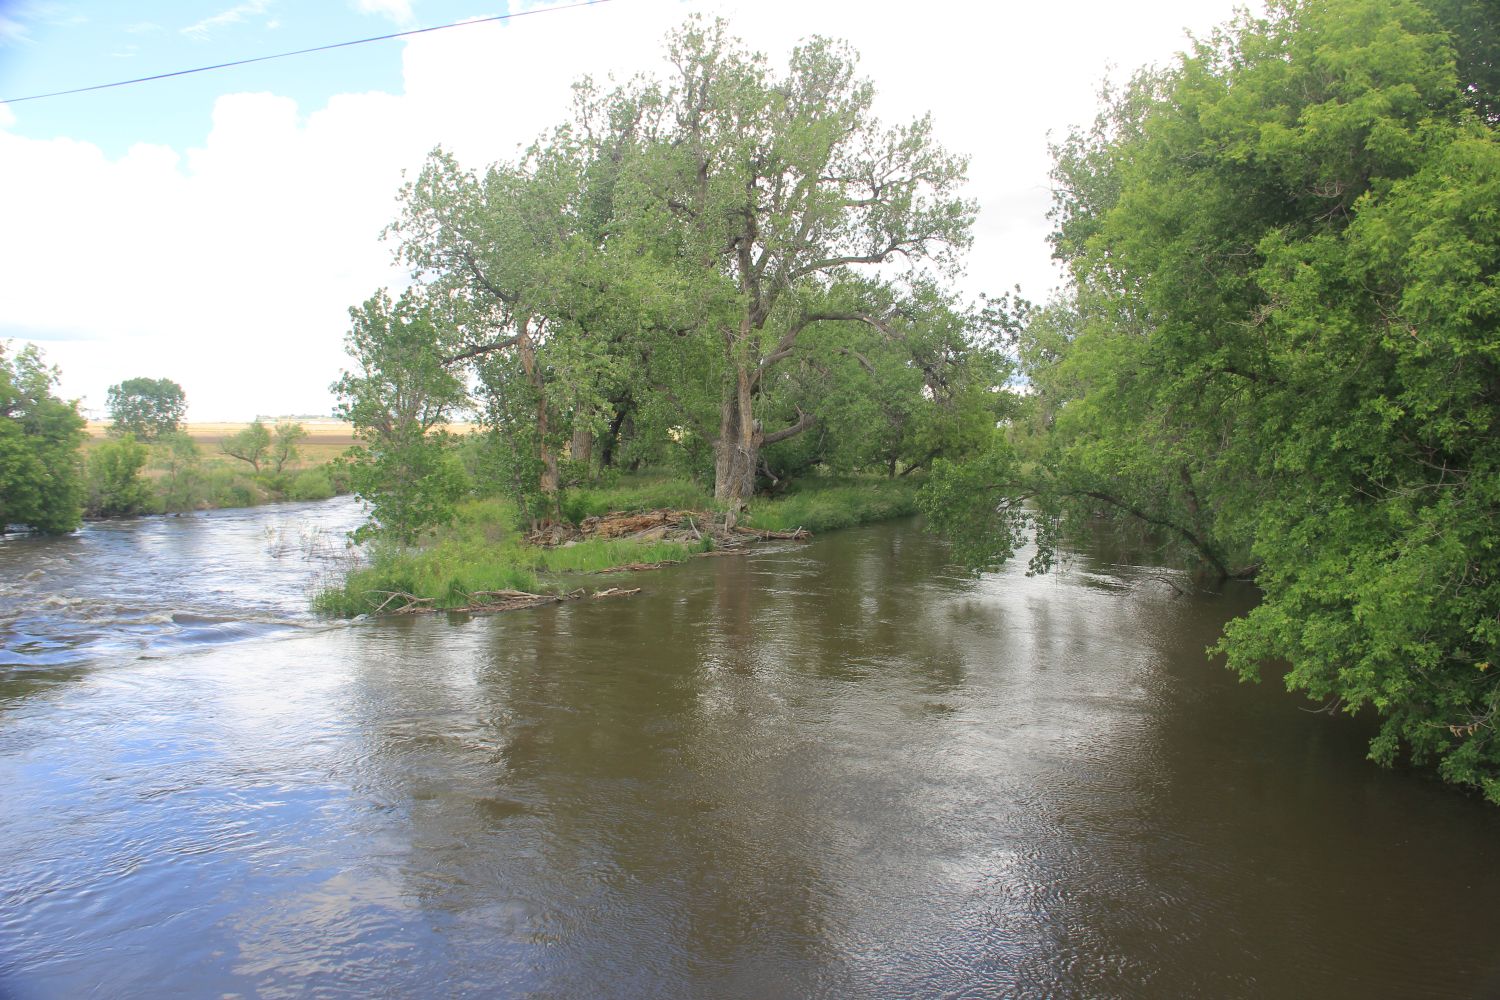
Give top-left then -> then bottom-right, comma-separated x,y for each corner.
341,435 -> 469,544
925,0 -> 1500,801
85,435 -> 152,518
106,377 -> 186,442
313,497 -> 695,616
220,420 -> 271,473
288,467 -> 336,501
269,421 -> 308,474
370,19 -> 987,518
199,465 -> 258,508
332,289 -> 471,543
152,431 -> 203,513
0,341 -> 85,533
743,476 -> 922,534
561,475 -> 711,524
606,19 -> 977,506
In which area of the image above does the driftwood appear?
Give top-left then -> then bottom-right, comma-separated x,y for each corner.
365,586 -> 641,617
527,508 -> 812,549
596,561 -> 678,574
732,525 -> 811,541
369,591 -> 438,615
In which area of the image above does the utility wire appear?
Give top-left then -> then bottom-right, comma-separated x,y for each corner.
1,0 -> 615,106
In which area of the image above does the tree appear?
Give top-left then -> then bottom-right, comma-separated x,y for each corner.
269,421 -> 308,475
153,431 -> 202,513
220,421 -> 271,473
106,377 -> 186,441
614,20 -> 974,520
924,0 -> 1500,801
0,341 -> 85,533
332,289 -> 470,543
85,435 -> 152,517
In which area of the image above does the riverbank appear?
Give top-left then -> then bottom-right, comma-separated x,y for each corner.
79,421 -> 356,518
313,475 -> 920,616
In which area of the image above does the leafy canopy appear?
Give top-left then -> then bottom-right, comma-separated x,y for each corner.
0,341 -> 85,533
923,0 -> 1500,802
107,377 -> 186,442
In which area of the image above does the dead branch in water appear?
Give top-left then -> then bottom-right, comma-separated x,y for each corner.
597,561 -> 679,574
365,587 -> 642,617
527,508 -> 814,549
370,591 -> 437,615
733,525 -> 811,541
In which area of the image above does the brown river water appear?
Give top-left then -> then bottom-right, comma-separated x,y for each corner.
1,498 -> 1498,999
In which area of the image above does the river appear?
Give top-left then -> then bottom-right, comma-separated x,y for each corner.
2,499 -> 1498,998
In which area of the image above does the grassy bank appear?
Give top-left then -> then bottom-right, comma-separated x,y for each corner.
741,476 -> 921,534
316,474 -> 922,618
313,498 -> 705,616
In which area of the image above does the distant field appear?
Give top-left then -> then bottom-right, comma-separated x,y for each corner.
83,420 -> 479,464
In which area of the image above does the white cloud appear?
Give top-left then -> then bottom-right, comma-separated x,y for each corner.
0,0 -> 1251,420
0,15 -> 32,45
353,0 -> 414,25
181,0 -> 272,40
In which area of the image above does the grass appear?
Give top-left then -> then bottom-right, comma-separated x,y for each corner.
561,473 -> 714,523
313,497 -> 703,616
742,476 -> 921,534
314,474 -> 923,617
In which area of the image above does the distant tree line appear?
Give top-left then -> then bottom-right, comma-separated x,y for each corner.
0,359 -> 337,531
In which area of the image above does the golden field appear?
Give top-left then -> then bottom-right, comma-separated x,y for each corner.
83,420 -> 479,464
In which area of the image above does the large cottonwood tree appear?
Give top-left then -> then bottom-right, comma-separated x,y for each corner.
617,19 -> 974,517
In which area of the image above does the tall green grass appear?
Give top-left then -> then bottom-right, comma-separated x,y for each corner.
741,477 -> 921,534
315,477 -> 921,617
561,474 -> 712,523
313,496 -> 701,616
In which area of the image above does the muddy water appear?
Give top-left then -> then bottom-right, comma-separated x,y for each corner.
2,502 -> 1498,998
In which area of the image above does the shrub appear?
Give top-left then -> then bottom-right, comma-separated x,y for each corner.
289,467 -> 336,501
86,435 -> 153,517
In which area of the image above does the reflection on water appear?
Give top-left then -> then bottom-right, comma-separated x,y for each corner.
2,508 -> 1499,998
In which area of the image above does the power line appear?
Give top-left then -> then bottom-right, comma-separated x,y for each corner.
1,0 -> 615,106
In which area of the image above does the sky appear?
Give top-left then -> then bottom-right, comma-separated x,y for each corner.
0,0 -> 1252,421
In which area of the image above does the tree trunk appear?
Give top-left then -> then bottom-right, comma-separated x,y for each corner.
516,322 -> 560,520
712,367 -> 758,525
570,423 -> 594,470
600,399 -> 631,468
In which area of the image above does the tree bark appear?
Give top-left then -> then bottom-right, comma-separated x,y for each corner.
713,368 -> 758,524
570,423 -> 594,470
515,321 -> 559,518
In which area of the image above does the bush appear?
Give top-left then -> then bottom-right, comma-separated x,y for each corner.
86,435 -> 153,517
289,467 -> 336,501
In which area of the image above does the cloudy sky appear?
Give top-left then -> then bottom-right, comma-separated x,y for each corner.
0,0 -> 1251,421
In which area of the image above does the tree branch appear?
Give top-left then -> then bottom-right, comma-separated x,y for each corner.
761,407 -> 818,446
441,331 -> 525,365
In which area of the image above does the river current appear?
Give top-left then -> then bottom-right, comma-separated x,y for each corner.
2,499 -> 1497,998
